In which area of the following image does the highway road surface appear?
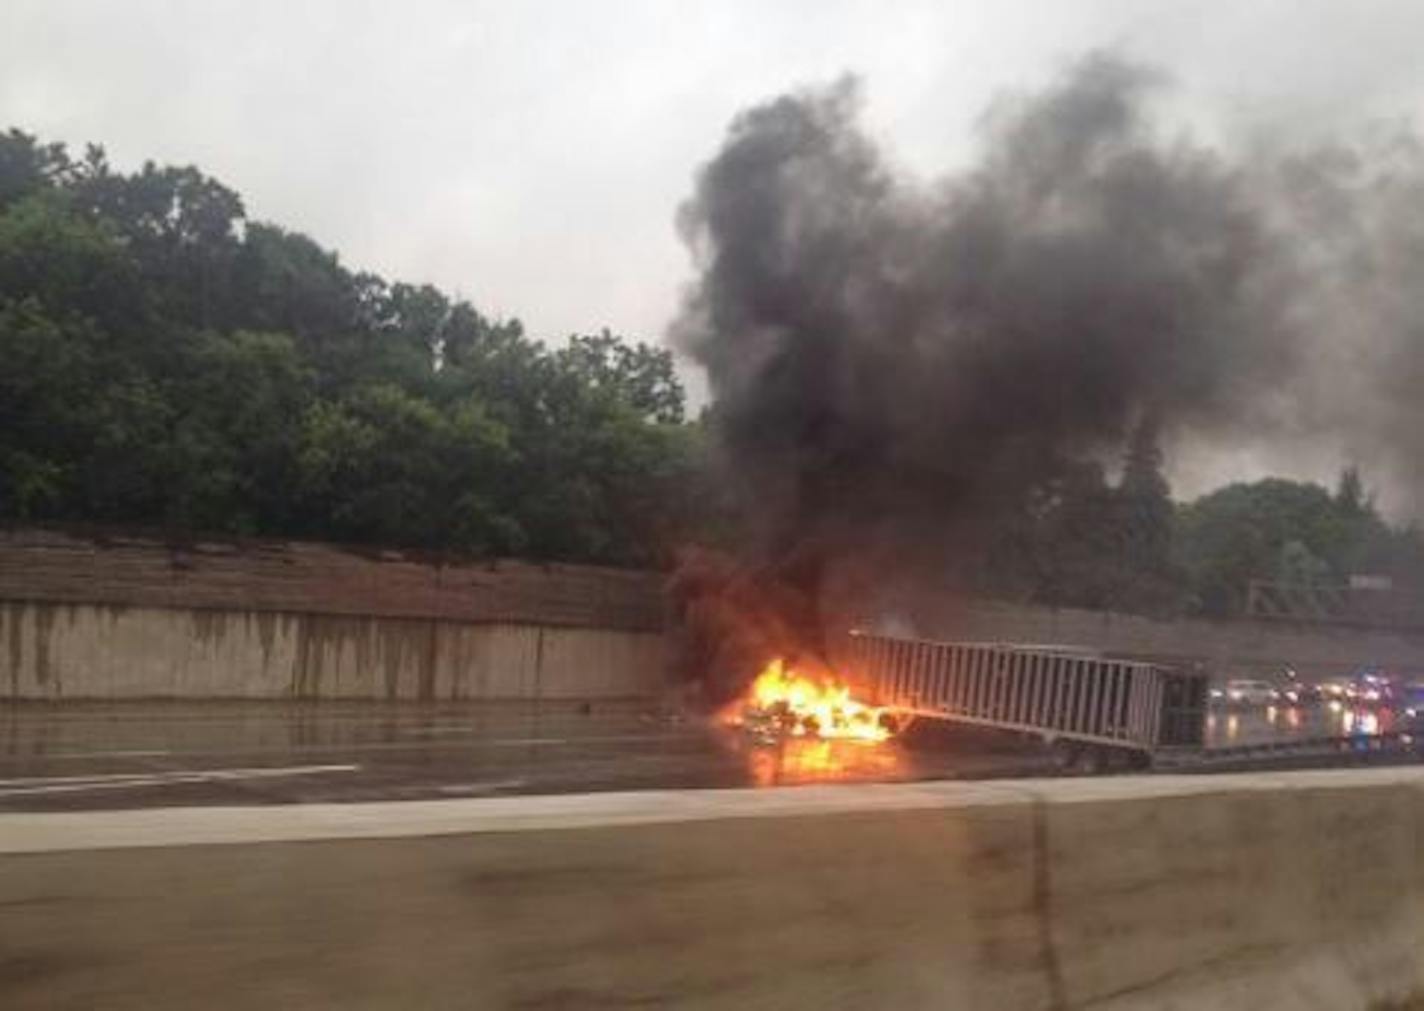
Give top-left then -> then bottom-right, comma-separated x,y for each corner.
0,701 -> 1059,812
0,699 -> 1414,812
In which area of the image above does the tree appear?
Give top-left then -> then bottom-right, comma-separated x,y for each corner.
0,191 -> 145,332
70,154 -> 245,330
0,126 -> 698,565
162,330 -> 314,533
1111,418 -> 1179,612
0,298 -> 100,516
973,422 -> 1183,615
1276,539 -> 1330,586
556,329 -> 686,423
1335,465 -> 1367,517
993,459 -> 1119,608
232,225 -> 361,366
0,129 -> 72,209
1175,477 -> 1377,616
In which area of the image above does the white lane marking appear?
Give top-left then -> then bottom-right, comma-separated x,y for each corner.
435,779 -> 530,795
0,772 -> 191,787
0,765 -> 360,797
0,765 -> 359,798
47,750 -> 174,760
0,733 -> 688,765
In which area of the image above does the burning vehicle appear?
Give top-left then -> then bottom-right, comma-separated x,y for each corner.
710,623 -> 1209,774
731,658 -> 901,742
669,55 -> 1424,779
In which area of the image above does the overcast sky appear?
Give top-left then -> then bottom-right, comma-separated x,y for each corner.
5,1 -> 1424,365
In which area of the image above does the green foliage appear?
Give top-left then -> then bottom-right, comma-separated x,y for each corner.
555,328 -> 686,423
1174,472 -> 1420,617
0,128 -> 696,564
976,428 -> 1424,619
978,423 -> 1185,616
0,129 -> 72,209
0,191 -> 144,328
10,124 -> 1423,598
0,297 -> 98,515
296,384 -> 505,547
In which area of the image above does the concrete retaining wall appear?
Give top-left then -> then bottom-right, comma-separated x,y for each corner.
11,525 -> 1424,697
885,595 -> 1424,680
0,601 -> 666,700
0,769 -> 1419,1009
0,527 -> 665,629
0,528 -> 669,700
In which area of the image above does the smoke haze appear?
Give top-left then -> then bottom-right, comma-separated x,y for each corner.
675,52 -> 1424,594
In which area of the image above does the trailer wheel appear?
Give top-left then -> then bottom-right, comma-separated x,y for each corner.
1073,746 -> 1107,776
1101,747 -> 1134,773
1050,740 -> 1080,774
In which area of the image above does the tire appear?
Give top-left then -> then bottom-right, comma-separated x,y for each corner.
1050,739 -> 1081,774
1073,746 -> 1107,776
1102,747 -> 1139,774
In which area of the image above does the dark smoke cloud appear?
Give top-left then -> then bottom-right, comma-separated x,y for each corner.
1254,132 -> 1424,513
675,53 -> 1308,591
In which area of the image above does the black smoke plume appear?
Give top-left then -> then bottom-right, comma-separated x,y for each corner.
677,56 -> 1294,594
672,51 -> 1424,687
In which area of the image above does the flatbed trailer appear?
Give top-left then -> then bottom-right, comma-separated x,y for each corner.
839,630 -> 1421,772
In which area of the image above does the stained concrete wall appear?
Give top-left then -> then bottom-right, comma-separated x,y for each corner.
13,524 -> 1424,697
0,601 -> 666,700
0,769 -> 1419,1009
883,595 -> 1424,680
0,528 -> 665,630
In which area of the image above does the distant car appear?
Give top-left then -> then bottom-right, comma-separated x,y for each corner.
1317,676 -> 1358,703
1276,668 -> 1319,706
1278,681 -> 1320,706
1315,670 -> 1404,708
1398,682 -> 1424,721
1210,679 -> 1281,707
1354,672 -> 1400,707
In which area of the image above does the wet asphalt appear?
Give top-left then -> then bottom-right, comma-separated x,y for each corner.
0,698 -> 1414,812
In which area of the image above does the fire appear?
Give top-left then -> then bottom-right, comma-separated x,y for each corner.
744,738 -> 907,787
740,658 -> 894,742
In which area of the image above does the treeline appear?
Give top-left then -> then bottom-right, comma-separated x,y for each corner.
1175,470 -> 1424,617
980,432 -> 1424,618
0,129 -> 706,564
4,127 -> 1422,616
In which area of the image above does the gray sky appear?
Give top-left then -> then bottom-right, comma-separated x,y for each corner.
5,1 -> 1424,375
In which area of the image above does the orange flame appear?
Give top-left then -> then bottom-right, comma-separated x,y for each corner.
741,658 -> 893,742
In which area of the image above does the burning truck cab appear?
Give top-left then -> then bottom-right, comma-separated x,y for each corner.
734,658 -> 903,742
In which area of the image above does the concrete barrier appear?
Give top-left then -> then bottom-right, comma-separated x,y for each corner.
884,595 -> 1424,682
0,601 -> 667,700
0,528 -> 669,701
1,769 -> 1419,1009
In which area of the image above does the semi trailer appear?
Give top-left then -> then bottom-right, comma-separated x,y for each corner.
839,630 -> 1418,772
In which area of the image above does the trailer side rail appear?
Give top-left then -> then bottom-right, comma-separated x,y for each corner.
841,631 -> 1206,753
